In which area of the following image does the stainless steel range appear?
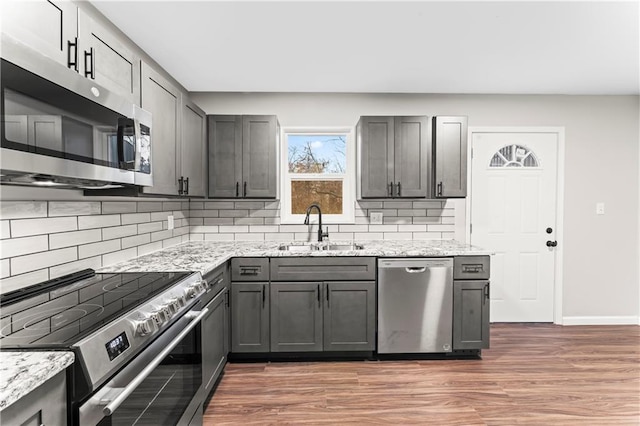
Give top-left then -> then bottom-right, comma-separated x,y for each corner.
0,269 -> 211,425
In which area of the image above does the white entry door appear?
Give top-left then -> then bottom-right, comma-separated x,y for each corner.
471,131 -> 559,322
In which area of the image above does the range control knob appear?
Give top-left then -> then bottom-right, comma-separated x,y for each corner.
135,316 -> 155,336
184,286 -> 197,299
200,279 -> 209,290
176,295 -> 186,308
150,310 -> 166,327
166,298 -> 180,314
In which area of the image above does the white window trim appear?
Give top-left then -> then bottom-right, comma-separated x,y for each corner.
280,126 -> 355,225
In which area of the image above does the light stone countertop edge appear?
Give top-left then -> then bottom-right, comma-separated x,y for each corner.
0,351 -> 75,411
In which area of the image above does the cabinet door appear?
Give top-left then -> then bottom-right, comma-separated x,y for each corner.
242,115 -> 277,198
202,288 -> 227,396
433,116 -> 468,198
453,280 -> 490,349
2,0 -> 78,70
323,281 -> 376,351
208,115 -> 243,198
141,62 -> 181,195
181,99 -> 207,197
1,370 -> 66,426
394,116 -> 428,198
77,8 -> 140,105
358,116 -> 394,198
231,282 -> 269,352
270,282 -> 323,352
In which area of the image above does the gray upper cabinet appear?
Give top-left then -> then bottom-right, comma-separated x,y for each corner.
2,0 -> 78,70
453,280 -> 490,349
358,116 -> 428,198
433,116 -> 468,198
77,8 -> 140,106
181,99 -> 207,197
208,115 -> 277,199
323,281 -> 376,352
141,62 -> 181,196
270,282 -> 323,352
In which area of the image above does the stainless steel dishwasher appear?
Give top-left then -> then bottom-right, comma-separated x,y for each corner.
377,258 -> 454,353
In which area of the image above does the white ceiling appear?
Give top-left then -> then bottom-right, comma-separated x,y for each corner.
90,1 -> 640,95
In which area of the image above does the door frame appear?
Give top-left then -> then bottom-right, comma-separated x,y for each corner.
466,127 -> 566,324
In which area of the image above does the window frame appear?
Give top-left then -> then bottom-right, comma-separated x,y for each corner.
280,126 -> 355,225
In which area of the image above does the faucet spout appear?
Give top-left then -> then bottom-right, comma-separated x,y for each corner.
304,203 -> 329,242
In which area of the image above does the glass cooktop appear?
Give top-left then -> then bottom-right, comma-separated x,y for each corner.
0,269 -> 191,348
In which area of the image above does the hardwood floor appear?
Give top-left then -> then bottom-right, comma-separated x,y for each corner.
204,324 -> 640,425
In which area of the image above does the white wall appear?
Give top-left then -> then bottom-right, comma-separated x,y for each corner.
191,92 -> 640,322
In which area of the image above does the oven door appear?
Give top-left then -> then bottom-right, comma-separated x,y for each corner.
79,305 -> 206,426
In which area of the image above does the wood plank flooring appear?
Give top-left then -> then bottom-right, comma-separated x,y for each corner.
204,324 -> 640,425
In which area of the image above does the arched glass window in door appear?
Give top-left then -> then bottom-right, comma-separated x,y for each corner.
489,144 -> 539,168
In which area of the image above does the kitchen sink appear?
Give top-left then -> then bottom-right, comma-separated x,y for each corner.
322,243 -> 364,251
278,244 -> 320,252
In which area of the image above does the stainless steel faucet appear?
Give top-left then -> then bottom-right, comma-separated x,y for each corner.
304,203 -> 329,242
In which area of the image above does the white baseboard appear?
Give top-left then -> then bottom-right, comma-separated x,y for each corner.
562,316 -> 639,326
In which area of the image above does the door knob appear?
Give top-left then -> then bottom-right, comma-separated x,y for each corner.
546,240 -> 557,247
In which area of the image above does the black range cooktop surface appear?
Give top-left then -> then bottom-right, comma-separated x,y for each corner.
0,269 -> 191,349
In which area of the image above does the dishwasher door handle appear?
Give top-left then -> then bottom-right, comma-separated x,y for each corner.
405,267 -> 427,273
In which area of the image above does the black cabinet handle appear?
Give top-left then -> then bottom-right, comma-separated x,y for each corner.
84,47 -> 94,79
397,182 -> 401,197
437,182 -> 443,197
178,177 -> 184,195
326,284 -> 330,307
67,38 -> 78,71
184,177 -> 189,195
239,267 -> 259,276
262,285 -> 266,308
243,181 -> 247,198
484,282 -> 490,304
546,240 -> 558,247
235,182 -> 239,197
317,284 -> 321,307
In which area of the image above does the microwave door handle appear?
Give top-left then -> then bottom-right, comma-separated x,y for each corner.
117,118 -> 135,170
134,118 -> 142,173
102,307 -> 209,416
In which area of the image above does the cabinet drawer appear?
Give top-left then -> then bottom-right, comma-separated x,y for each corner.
202,264 -> 227,305
454,256 -> 490,280
270,257 -> 376,281
231,258 -> 269,281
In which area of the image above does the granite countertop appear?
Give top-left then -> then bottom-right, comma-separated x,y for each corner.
0,351 -> 74,411
100,240 -> 490,276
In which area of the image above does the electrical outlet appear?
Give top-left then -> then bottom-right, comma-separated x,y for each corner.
370,211 -> 383,224
168,215 -> 175,230
596,203 -> 605,215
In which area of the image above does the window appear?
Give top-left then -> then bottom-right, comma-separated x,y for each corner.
489,144 -> 539,168
281,128 -> 355,224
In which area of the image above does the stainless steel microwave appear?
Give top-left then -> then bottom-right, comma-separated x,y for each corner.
0,36 -> 152,189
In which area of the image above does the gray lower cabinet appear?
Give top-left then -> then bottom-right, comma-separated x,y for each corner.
324,281 -> 376,351
452,280 -> 490,349
208,115 -> 278,198
1,370 -> 66,426
270,282 -> 323,352
433,116 -> 468,198
231,282 -> 270,352
202,287 -> 229,397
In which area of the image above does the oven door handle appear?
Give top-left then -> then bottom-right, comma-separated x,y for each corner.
102,308 -> 209,416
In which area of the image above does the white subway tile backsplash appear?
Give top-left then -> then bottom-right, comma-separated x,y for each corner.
250,209 -> 279,217
79,214 -> 121,229
218,225 -> 249,234
1,259 -> 9,278
163,201 -> 182,211
204,233 -> 234,241
413,216 -> 441,224
427,224 -> 456,232
354,217 -> 370,225
249,225 -> 280,233
204,218 -> 234,226
189,234 -> 204,241
190,226 -> 219,234
205,201 -> 234,210
354,232 -> 384,240
264,201 -> 280,210
49,201 -> 101,217
188,218 -> 204,226
122,234 -> 151,249
235,201 -> 264,210
162,236 -> 183,248
383,201 -> 412,209
383,217 -> 411,225
138,222 -> 163,234
220,210 -> 248,218
50,229 -> 101,250
279,225 -> 308,233
102,225 -> 138,240
235,233 -> 265,241
369,225 -> 398,232
79,239 -> 120,259
50,256 -> 102,279
413,232 -> 446,240
172,211 -> 187,220
398,224 -> 428,232
0,235 -> 48,259
11,247 -> 77,275
103,247 -> 138,266
0,221 -> 9,239
137,201 -> 164,212
122,213 -> 151,225
263,218 -> 281,225
1,201 -> 47,219
1,269 -> 49,293
357,201 -> 383,209
12,217 -> 77,237
190,210 -> 219,218
173,227 -> 189,237
338,225 -> 369,233
398,209 -> 426,217
102,202 -> 137,214
384,232 -> 412,240
137,241 -> 163,256
235,217 -> 264,225
264,233 -> 295,241
151,230 -> 173,242
412,201 -> 444,209
189,201 -> 204,210
150,211 -> 171,222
